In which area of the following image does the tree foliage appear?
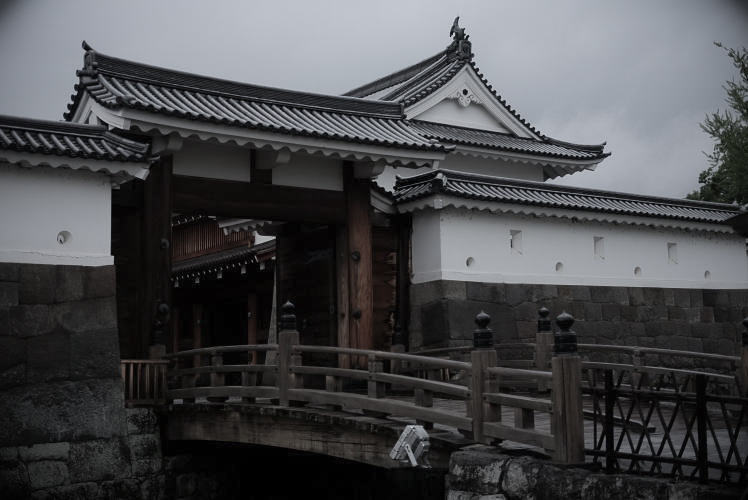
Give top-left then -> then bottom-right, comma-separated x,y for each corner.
687,43 -> 748,204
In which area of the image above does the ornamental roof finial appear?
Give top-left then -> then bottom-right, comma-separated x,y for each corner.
450,16 -> 465,42
448,17 -> 472,60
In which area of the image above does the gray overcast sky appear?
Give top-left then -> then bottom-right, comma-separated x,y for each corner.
0,0 -> 746,199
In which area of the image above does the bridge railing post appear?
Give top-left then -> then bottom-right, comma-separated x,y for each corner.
740,318 -> 748,396
535,307 -> 553,391
207,352 -> 227,402
551,312 -> 584,464
470,311 -> 499,443
278,300 -> 300,407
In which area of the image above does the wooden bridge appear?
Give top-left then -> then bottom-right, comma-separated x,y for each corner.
121,305 -> 748,485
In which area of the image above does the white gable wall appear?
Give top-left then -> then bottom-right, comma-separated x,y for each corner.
415,100 -> 510,133
410,206 -> 748,289
0,163 -> 113,266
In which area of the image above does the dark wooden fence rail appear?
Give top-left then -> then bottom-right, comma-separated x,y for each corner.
120,359 -> 169,406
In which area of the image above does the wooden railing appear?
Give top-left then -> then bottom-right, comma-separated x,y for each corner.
160,304 -> 748,482
165,305 -> 576,462
120,359 -> 169,406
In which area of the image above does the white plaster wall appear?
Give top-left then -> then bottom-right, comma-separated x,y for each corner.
0,164 -> 113,265
272,154 -> 343,191
410,207 -> 748,289
173,140 -> 251,182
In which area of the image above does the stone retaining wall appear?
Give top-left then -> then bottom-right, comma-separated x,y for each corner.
447,446 -> 744,499
410,281 -> 747,361
0,263 -> 153,499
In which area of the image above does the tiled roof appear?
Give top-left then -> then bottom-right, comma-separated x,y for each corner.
410,121 -> 607,161
172,240 -> 275,280
0,114 -> 152,163
344,33 -> 607,163
345,47 -> 469,106
395,169 -> 742,225
344,36 -> 543,137
65,43 -> 446,153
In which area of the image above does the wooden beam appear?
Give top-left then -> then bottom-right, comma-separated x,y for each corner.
172,175 -> 346,224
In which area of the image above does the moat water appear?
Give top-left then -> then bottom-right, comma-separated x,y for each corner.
164,442 -> 445,499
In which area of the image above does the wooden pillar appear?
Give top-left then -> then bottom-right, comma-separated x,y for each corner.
172,305 -> 181,354
247,293 -> 258,363
336,226 -> 350,368
344,166 -> 373,365
740,317 -> 748,396
551,312 -> 584,464
142,155 -> 173,357
192,303 -> 203,370
535,307 -> 554,391
278,301 -> 300,407
470,311 -> 499,443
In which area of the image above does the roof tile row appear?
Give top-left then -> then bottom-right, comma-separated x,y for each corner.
395,169 -> 741,224
0,114 -> 152,163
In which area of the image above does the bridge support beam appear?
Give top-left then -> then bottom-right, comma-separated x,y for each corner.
163,405 -> 456,469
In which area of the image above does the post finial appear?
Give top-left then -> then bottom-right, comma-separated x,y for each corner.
473,310 -> 493,349
538,307 -> 551,333
554,311 -> 577,355
280,300 -> 297,332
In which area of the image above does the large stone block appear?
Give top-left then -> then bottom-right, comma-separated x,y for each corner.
70,328 -> 120,380
558,284 -> 590,302
0,282 -> 19,309
68,437 -> 132,483
0,263 -> 20,282
466,282 -> 506,303
0,458 -> 30,499
513,302 -> 538,322
0,335 -> 25,371
18,442 -> 70,462
126,408 -> 160,436
128,434 -> 161,460
505,284 -> 557,307
420,300 -> 450,346
9,304 -> 54,338
672,288 -> 692,308
26,327 -> 71,383
27,459 -> 69,490
84,265 -> 116,300
601,303 -> 621,321
411,281 -> 466,306
53,297 -> 117,333
589,286 -> 629,305
54,266 -> 85,303
18,265 -> 56,305
0,379 -> 127,446
29,482 -> 98,500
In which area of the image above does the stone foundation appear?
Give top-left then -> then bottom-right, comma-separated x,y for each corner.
446,446 -> 744,499
0,263 -> 156,499
409,281 -> 747,359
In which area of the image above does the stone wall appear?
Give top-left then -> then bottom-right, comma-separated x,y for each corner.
446,446 -> 744,499
409,281 -> 747,360
0,263 -> 156,498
